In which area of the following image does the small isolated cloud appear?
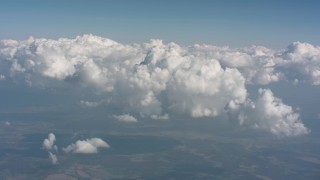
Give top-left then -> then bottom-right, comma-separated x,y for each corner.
4,121 -> 10,126
43,133 -> 57,151
113,114 -> 138,123
63,138 -> 109,154
80,100 -> 100,108
229,89 -> 310,137
42,133 -> 58,164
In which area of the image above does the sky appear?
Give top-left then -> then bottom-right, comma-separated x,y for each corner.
0,0 -> 320,48
1,1 -> 320,173
0,0 -> 320,135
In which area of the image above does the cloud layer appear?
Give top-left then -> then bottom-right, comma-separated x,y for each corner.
63,138 -> 110,154
1,34 -> 317,136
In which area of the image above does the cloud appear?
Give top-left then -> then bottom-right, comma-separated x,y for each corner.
113,114 -> 138,123
0,74 -> 5,80
151,114 -> 169,120
279,42 -> 320,85
42,133 -> 58,164
0,34 -> 317,136
80,100 -> 100,108
48,152 -> 58,165
63,138 -> 109,154
229,89 -> 310,137
4,121 -> 10,126
43,133 -> 57,151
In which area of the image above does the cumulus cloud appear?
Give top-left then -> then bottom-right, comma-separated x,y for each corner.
228,89 -> 310,137
4,121 -> 10,126
0,34 -> 316,136
63,138 -> 109,154
43,133 -> 57,151
279,42 -> 320,85
113,114 -> 138,123
42,133 -> 58,164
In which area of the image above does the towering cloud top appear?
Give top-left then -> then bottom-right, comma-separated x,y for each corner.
1,34 -> 317,137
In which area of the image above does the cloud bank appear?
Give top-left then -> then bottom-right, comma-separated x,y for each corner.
63,138 -> 110,154
1,34 -> 317,136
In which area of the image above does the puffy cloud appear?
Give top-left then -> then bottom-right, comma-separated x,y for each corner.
113,114 -> 138,123
0,34 -> 143,88
229,89 -> 310,137
279,42 -> 320,85
189,44 -> 283,85
0,35 -> 247,118
1,35 -> 317,136
63,138 -> 109,154
42,133 -> 58,164
4,121 -> 10,126
43,133 -> 57,152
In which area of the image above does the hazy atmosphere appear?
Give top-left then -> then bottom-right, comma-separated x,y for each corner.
1,0 -> 320,179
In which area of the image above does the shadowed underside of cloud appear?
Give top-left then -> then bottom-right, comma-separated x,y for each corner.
1,34 -> 317,137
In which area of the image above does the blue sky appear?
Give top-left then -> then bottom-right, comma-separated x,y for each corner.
1,0 -> 319,48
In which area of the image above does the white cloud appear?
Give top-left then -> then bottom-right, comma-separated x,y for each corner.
63,138 -> 109,154
279,42 -> 320,85
0,74 -> 5,80
1,35 -> 317,136
113,114 -> 138,123
48,152 -> 58,164
190,44 -> 283,85
42,133 -> 58,164
229,89 -> 310,137
4,121 -> 10,126
43,133 -> 57,152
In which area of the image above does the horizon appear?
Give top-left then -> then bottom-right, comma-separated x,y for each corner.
1,0 -> 320,48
